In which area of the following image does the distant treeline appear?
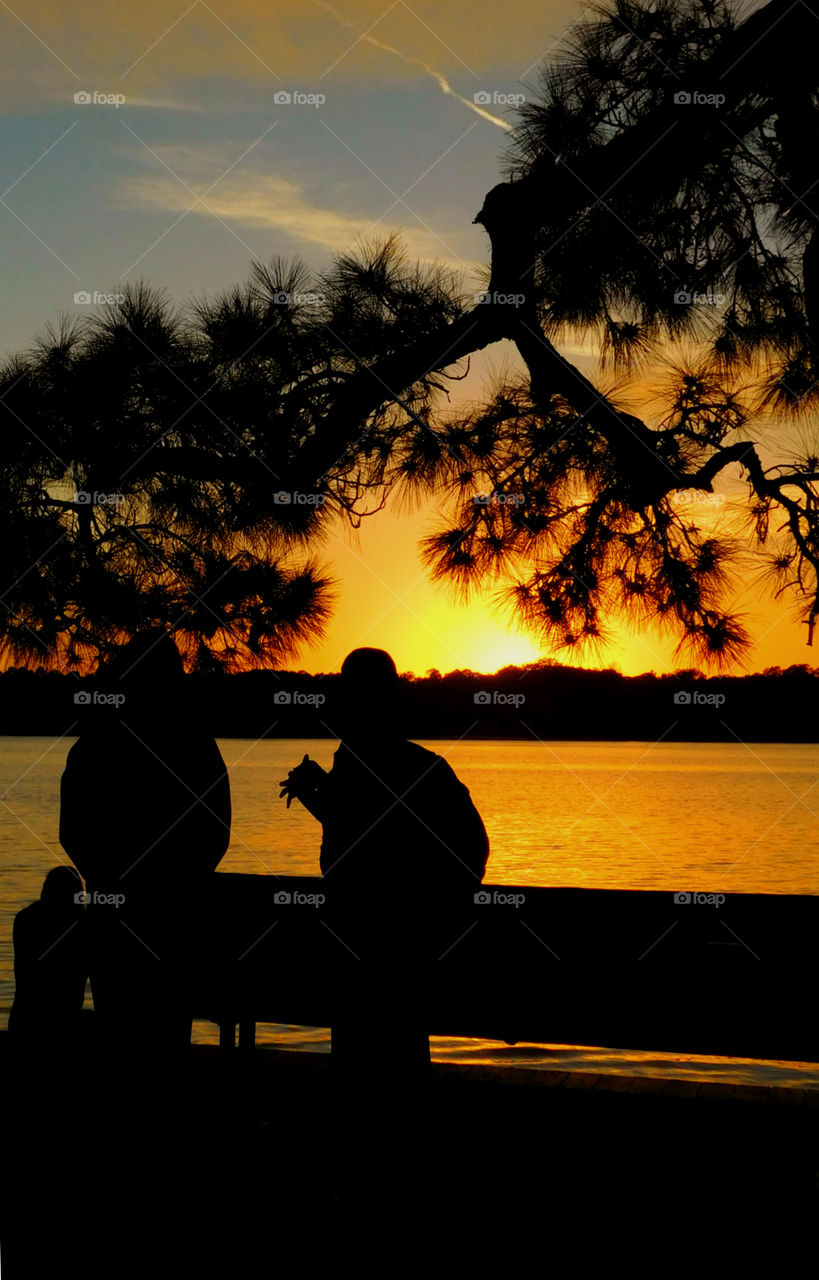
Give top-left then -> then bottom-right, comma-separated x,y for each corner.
2,662 -> 819,742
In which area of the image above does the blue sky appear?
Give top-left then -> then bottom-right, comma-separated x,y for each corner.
0,0 -> 578,356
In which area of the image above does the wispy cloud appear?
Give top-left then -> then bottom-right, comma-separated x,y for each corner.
121,97 -> 205,112
119,144 -> 479,267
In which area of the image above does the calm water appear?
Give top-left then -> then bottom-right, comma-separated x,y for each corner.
3,735 -> 819,1084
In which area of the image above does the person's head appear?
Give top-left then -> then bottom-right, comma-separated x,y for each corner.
335,648 -> 402,746
105,630 -> 184,689
40,865 -> 83,909
94,630 -> 185,727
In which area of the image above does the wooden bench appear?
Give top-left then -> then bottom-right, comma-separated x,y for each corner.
191,874 -> 819,1063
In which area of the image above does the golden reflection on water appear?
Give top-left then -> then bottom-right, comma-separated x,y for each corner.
188,1023 -> 819,1088
217,738 -> 819,894
3,736 -> 819,1086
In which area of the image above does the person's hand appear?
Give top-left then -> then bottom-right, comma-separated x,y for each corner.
279,754 -> 327,808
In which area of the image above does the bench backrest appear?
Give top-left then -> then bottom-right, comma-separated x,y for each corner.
190,874 -> 819,1061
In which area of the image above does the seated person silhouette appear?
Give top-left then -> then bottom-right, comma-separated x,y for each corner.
280,647 -> 489,1079
59,630 -> 231,1049
9,865 -> 87,1047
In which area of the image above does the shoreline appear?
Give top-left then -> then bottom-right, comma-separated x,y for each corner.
3,1030 -> 817,1268
3,731 -> 819,744
4,1022 -> 819,1090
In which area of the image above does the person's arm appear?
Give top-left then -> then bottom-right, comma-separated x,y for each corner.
184,738 -> 232,867
59,741 -> 111,884
465,781 -> 490,875
428,761 -> 490,881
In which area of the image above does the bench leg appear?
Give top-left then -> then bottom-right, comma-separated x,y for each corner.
239,1020 -> 256,1052
219,1021 -> 236,1052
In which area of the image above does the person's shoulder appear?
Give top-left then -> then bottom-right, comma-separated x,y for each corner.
403,741 -> 460,780
63,736 -> 86,766
178,731 -> 227,769
12,900 -> 41,938
403,740 -> 443,762
64,723 -> 128,760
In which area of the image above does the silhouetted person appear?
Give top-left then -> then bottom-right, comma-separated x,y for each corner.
59,631 -> 231,1050
9,865 -> 87,1047
280,647 -> 489,1087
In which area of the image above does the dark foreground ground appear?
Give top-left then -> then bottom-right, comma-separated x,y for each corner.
2,1029 -> 817,1274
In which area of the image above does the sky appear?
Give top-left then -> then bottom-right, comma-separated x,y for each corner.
0,0 -> 812,677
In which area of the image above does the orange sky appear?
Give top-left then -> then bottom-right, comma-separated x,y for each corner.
293,495 -> 815,678
287,332 -> 818,679
2,0 -> 812,679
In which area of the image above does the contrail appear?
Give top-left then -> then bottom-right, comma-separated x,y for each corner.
317,0 -> 513,131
